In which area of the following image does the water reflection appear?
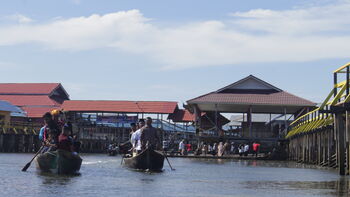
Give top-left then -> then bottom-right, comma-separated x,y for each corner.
37,171 -> 79,186
241,178 -> 350,196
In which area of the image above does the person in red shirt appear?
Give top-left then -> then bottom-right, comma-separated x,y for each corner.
186,143 -> 191,153
252,142 -> 261,157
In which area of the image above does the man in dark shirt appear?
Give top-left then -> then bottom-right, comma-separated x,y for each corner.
140,117 -> 160,150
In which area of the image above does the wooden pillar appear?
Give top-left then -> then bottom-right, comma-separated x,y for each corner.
346,111 -> 350,174
193,105 -> 201,134
29,135 -> 34,152
335,113 -> 346,175
303,135 -> 306,162
0,133 -> 3,152
248,106 -> 252,138
323,130 -> 327,165
328,128 -> 332,167
215,104 -> 218,135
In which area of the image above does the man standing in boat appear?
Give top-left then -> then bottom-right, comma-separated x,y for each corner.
130,119 -> 145,155
140,117 -> 160,150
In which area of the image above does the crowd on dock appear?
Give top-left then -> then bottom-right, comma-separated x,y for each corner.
172,140 -> 261,157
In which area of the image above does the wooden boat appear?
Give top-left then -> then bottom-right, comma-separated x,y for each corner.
123,148 -> 164,171
35,149 -> 82,174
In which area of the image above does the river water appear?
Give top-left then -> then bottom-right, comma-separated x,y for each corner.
0,153 -> 349,197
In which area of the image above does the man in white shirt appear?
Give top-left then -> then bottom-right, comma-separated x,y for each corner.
179,139 -> 185,155
244,144 -> 249,156
131,119 -> 145,155
129,123 -> 137,148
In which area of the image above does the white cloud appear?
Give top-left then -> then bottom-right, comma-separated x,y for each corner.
6,14 -> 33,24
1,1 -> 350,69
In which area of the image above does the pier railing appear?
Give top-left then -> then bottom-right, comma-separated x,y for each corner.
287,62 -> 350,175
0,121 -> 41,135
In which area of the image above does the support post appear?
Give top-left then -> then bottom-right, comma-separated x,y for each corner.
248,106 -> 252,138
347,111 -> 350,174
335,113 -> 346,175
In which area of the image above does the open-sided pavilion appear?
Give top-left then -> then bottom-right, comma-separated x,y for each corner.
187,75 -> 316,142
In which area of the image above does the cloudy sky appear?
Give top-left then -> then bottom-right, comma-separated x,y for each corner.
0,0 -> 349,104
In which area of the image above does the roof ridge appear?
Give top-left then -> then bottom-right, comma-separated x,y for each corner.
216,75 -> 283,93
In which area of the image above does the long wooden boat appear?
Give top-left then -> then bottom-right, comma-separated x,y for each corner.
123,148 -> 164,171
35,149 -> 82,174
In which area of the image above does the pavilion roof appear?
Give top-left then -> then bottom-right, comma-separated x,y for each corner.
187,75 -> 316,114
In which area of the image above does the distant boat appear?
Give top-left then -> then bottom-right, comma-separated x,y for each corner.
35,150 -> 82,174
123,147 -> 164,171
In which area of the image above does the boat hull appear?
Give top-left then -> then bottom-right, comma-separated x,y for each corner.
123,148 -> 164,171
35,150 -> 82,174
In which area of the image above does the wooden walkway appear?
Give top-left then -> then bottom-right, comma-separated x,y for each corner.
165,154 -> 269,160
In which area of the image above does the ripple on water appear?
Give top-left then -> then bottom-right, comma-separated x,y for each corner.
0,154 -> 348,197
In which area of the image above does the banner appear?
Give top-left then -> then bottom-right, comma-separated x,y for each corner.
96,115 -> 138,124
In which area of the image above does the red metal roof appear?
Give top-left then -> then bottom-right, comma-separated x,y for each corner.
0,83 -> 60,94
188,91 -> 315,106
21,107 -> 60,118
169,109 -> 195,122
0,95 -> 59,106
62,100 -> 178,114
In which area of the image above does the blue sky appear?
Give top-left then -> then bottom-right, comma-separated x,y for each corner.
0,0 -> 349,104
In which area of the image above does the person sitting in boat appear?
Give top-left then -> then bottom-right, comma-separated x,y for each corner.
40,111 -> 60,147
43,130 -> 58,152
51,109 -> 65,129
39,112 -> 52,142
58,125 -> 75,153
140,117 -> 160,150
72,134 -> 81,153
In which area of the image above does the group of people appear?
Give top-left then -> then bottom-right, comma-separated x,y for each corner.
178,139 -> 192,155
238,142 -> 261,157
129,117 -> 160,156
39,110 -> 80,154
196,141 -> 233,156
192,141 -> 261,157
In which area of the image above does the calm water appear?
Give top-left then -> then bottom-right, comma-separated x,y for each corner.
0,153 -> 349,197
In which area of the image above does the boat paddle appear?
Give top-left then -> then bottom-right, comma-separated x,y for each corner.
163,150 -> 175,171
120,153 -> 126,165
22,146 -> 44,172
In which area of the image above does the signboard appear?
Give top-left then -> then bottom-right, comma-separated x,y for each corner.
96,115 -> 138,124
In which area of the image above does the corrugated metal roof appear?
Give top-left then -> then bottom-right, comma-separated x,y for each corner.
62,100 -> 178,114
0,83 -> 70,118
21,106 -> 60,118
0,95 -> 59,106
169,109 -> 195,122
0,83 -> 60,94
0,100 -> 24,113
